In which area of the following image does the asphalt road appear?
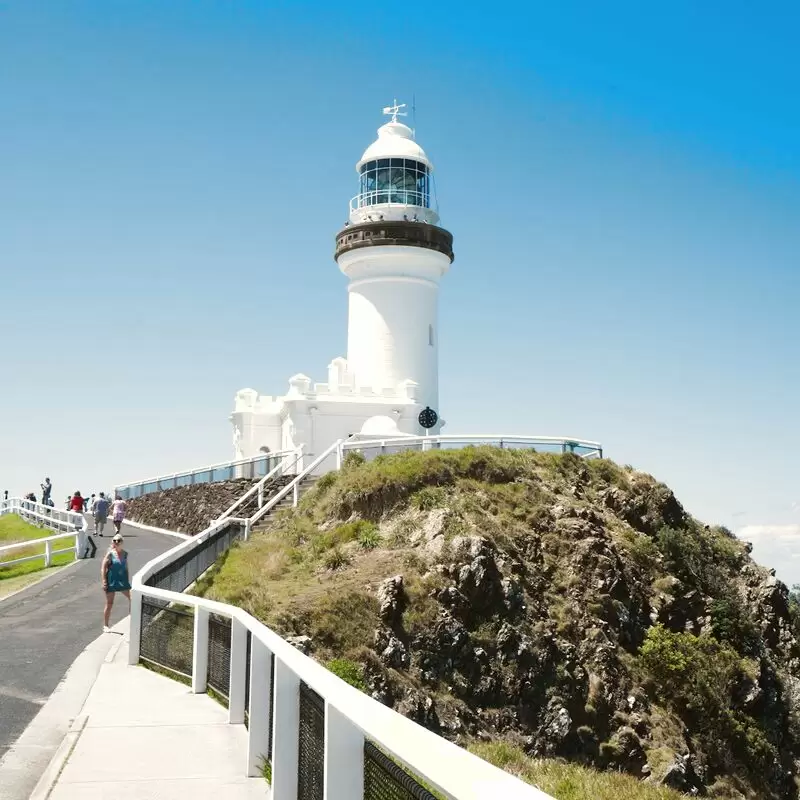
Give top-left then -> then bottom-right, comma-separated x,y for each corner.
0,520 -> 176,760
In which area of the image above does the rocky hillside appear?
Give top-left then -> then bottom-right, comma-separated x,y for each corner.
196,447 -> 800,799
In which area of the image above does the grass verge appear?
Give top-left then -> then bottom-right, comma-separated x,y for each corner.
469,742 -> 683,800
0,563 -> 73,599
0,514 -> 76,580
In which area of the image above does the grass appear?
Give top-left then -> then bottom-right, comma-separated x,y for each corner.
326,657 -> 367,691
0,564 -> 73,598
0,514 -> 75,580
0,513 -> 48,543
469,742 -> 684,800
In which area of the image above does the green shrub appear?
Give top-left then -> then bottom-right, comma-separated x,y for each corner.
411,486 -> 447,510
312,519 -> 376,555
655,524 -> 743,594
342,450 -> 366,470
588,458 -> 625,486
625,532 -> 660,571
357,525 -> 381,550
710,595 -> 758,655
323,548 -> 351,571
636,623 -> 778,785
638,624 -> 740,714
326,658 -> 367,691
314,471 -> 337,492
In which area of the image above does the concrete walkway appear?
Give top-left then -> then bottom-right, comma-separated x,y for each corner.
41,620 -> 266,799
0,519 -> 176,763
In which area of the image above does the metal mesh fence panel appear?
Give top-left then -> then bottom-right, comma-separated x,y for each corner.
363,741 -> 439,800
297,682 -> 325,800
146,521 -> 245,595
207,614 -> 232,698
140,598 -> 194,678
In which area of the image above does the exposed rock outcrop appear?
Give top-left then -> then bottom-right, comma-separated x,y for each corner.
200,447 -> 800,799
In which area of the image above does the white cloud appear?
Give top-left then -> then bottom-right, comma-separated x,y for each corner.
737,524 -> 800,542
737,524 -> 800,588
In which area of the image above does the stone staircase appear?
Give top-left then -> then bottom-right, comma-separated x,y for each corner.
234,473 -> 295,519
250,475 -> 319,533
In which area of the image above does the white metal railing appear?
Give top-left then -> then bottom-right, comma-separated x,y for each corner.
216,446 -> 304,523
115,448 -> 301,500
350,190 -> 429,212
128,438 -> 552,799
247,442 -> 340,529
0,497 -> 89,569
340,434 -> 603,460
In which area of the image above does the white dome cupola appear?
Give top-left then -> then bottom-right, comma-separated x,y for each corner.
349,102 -> 439,225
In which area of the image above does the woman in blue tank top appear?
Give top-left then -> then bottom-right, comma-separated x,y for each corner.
101,534 -> 131,633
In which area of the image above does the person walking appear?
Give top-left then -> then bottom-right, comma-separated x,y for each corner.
93,492 -> 110,537
111,495 -> 126,535
69,491 -> 84,513
101,534 -> 130,633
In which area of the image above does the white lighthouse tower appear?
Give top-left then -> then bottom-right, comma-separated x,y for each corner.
336,102 -> 454,419
231,103 -> 454,459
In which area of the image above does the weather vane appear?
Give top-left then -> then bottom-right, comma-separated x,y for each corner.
382,99 -> 407,123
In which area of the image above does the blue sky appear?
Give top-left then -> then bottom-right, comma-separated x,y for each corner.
1,2 -> 798,581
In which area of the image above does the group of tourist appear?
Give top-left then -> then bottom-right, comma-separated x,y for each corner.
4,477 -> 132,633
22,480 -> 127,534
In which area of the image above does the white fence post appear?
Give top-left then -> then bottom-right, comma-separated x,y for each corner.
129,590 -> 142,665
335,441 -> 342,469
192,607 -> 210,694
228,618 -> 248,725
44,540 -> 52,568
247,638 -> 273,777
292,482 -> 299,507
270,657 -> 300,799
324,702 -> 364,800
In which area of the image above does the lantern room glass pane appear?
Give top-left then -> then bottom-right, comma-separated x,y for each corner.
356,159 -> 430,208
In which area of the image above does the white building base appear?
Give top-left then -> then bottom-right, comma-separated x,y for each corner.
231,362 -> 439,463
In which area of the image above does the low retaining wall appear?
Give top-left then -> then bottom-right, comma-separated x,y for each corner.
124,479 -> 259,535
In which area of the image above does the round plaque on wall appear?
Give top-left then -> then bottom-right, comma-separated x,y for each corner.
418,407 -> 438,429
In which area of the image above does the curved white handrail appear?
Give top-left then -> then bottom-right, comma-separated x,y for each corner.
129,437 -> 552,799
343,434 -> 603,457
216,446 -> 304,522
248,440 -> 341,528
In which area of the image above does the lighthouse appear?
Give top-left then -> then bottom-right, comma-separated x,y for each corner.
231,103 -> 454,459
335,102 -> 454,420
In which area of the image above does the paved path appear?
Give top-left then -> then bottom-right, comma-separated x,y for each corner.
0,520 -> 175,761
46,627 -> 264,799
